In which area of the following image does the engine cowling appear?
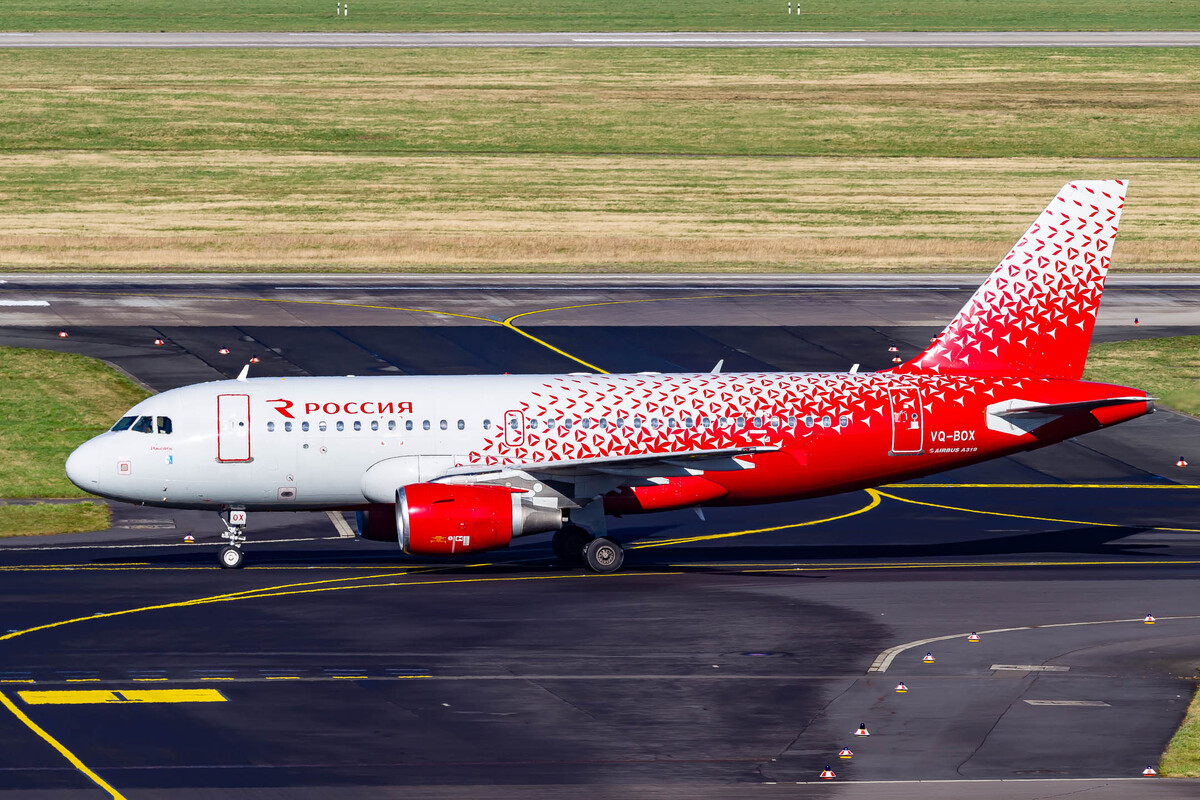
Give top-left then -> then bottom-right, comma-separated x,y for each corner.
396,483 -> 562,556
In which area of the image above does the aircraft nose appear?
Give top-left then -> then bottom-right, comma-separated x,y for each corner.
65,440 -> 101,492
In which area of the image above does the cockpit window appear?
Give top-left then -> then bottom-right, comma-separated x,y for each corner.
130,416 -> 154,433
156,416 -> 172,434
111,416 -> 137,432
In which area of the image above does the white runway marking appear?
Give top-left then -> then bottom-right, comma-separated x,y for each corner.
0,300 -> 49,307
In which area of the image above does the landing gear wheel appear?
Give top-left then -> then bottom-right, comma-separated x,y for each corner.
583,537 -> 624,574
553,524 -> 593,566
218,545 -> 244,569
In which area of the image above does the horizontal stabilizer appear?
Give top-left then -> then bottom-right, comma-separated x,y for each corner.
986,396 -> 1150,436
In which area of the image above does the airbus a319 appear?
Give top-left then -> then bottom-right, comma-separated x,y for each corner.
66,181 -> 1150,571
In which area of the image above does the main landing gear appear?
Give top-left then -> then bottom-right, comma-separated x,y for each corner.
552,524 -> 624,574
218,508 -> 247,569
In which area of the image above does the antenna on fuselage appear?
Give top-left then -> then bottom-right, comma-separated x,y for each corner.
849,363 -> 860,374
236,364 -> 250,382
710,359 -> 724,374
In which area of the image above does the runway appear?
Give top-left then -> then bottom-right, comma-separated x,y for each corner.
1,278 -> 1199,797
0,31 -> 1198,49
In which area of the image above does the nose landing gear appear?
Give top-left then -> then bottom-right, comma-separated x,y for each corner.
218,508 -> 247,569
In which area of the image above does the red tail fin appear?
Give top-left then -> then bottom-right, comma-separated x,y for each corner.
902,180 -> 1126,379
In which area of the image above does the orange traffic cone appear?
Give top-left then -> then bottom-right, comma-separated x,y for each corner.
1177,457 -> 1187,468
923,652 -> 936,664
1142,766 -> 1158,777
820,765 -> 836,779
1144,614 -> 1156,624
894,682 -> 908,693
839,747 -> 853,759
967,632 -> 981,643
854,723 -> 870,737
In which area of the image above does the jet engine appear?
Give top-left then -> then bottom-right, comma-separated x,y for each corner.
396,483 -> 563,555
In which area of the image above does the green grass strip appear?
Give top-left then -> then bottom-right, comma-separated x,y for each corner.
1162,683 -> 1200,777
1084,337 -> 1200,417
0,347 -> 149,498
0,502 -> 111,538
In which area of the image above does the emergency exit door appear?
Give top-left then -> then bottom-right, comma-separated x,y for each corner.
888,387 -> 924,454
217,393 -> 251,462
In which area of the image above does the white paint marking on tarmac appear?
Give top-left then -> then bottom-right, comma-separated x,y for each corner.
326,510 -> 357,539
0,300 -> 49,306
868,615 -> 1200,673
1024,699 -> 1109,706
0,535 -> 340,552
573,37 -> 867,43
993,665 -> 1070,673
788,777 -> 1146,785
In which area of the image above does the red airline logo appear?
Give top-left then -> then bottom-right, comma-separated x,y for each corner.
266,398 -> 413,417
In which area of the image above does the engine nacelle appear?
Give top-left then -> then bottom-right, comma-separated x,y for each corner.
355,504 -> 399,542
396,483 -> 563,556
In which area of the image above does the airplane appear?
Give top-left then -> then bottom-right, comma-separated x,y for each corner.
65,180 -> 1151,571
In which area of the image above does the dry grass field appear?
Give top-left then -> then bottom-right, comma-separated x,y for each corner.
0,48 -> 1197,273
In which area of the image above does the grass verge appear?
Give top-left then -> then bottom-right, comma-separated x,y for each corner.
0,502 -> 110,538
0,48 -> 1196,272
1084,337 -> 1200,417
0,0 -> 1196,32
0,347 -> 150,498
1162,683 -> 1200,777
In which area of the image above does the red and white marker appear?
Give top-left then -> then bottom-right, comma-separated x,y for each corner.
968,632 -> 981,643
1142,766 -> 1158,777
218,348 -> 230,355
853,723 -> 870,737
153,338 -> 164,346
894,682 -> 908,693
891,357 -> 902,363
183,534 -> 195,543
888,345 -> 898,353
249,356 -> 261,364
923,652 -> 936,664
838,747 -> 853,759
58,330 -> 68,338
1144,614 -> 1156,625
1177,457 -> 1187,468
820,765 -> 836,780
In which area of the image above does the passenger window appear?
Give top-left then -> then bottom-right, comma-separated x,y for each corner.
302,421 -> 310,432
371,420 -> 379,431
457,419 -> 465,430
770,417 -> 780,429
737,418 -> 746,429
821,415 -> 832,428
336,421 -> 345,432
483,419 -> 491,430
667,418 -> 676,429
615,417 -> 625,428
353,421 -> 361,431
564,419 -> 573,430
131,416 -> 153,433
701,417 -> 710,427
582,419 -> 591,429
804,414 -> 814,427
387,420 -> 395,431
406,420 -> 414,431
440,420 -> 448,431
651,419 -> 660,429
599,418 -> 608,429
718,417 -> 728,427
839,415 -> 850,428
267,421 -> 275,432
529,419 -> 538,430
319,421 -> 327,432
633,418 -> 642,429
111,416 -> 137,432
285,421 -> 293,432
684,417 -> 693,429
788,416 -> 796,427
422,420 -> 430,431
155,416 -> 172,434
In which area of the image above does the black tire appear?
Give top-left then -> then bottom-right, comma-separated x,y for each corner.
552,524 -> 592,565
218,545 -> 245,569
583,537 -> 624,574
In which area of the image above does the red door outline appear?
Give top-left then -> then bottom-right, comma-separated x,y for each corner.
888,387 -> 924,454
217,393 -> 252,462
504,410 -> 525,447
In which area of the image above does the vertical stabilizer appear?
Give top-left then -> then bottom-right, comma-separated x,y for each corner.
902,180 -> 1126,379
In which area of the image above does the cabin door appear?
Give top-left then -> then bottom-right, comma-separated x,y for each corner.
217,393 -> 252,462
888,387 -> 924,455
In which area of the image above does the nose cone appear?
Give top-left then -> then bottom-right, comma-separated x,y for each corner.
65,439 -> 101,493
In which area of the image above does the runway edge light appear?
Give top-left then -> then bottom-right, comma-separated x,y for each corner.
839,747 -> 853,759
1144,614 -> 1156,624
923,652 -> 936,664
820,765 -> 836,780
894,682 -> 908,693
968,632 -> 981,642
1142,766 -> 1158,777
854,723 -> 870,737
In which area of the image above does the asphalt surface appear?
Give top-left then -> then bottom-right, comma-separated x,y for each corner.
2,279 -> 1200,799
0,31 -> 1198,48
